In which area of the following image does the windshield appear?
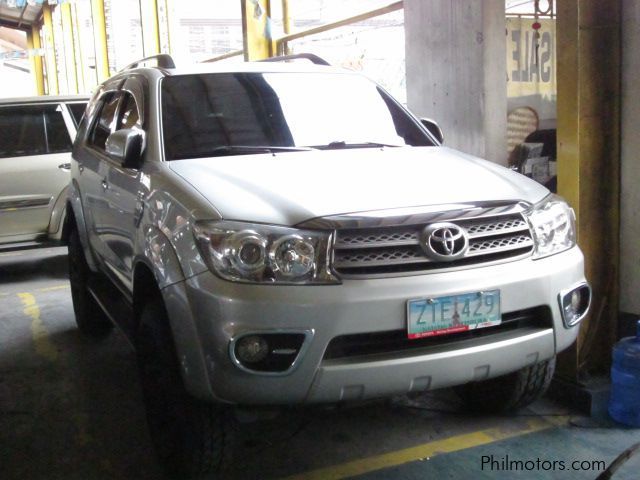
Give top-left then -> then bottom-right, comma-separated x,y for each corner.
161,72 -> 434,160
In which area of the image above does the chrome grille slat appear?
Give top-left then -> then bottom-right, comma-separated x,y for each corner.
334,228 -> 419,249
331,207 -> 534,277
463,218 -> 530,239
465,235 -> 534,257
334,247 -> 425,268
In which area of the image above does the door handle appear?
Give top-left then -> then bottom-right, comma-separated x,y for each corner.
101,179 -> 109,190
58,163 -> 71,171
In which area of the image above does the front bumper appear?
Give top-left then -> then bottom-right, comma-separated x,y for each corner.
163,247 -> 587,404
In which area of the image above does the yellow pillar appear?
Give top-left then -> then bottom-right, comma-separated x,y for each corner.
60,3 -> 78,94
241,0 -> 272,61
556,0 -> 621,378
27,26 -> 45,96
42,5 -> 59,95
281,0 -> 292,55
140,0 -> 161,56
91,0 -> 110,82
72,4 -> 86,93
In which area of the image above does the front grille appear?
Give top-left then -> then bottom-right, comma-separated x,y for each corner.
333,210 -> 533,277
323,306 -> 552,360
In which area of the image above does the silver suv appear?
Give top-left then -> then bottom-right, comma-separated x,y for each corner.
66,54 -> 590,478
0,95 -> 88,250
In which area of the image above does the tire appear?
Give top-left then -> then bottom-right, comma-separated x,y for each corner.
137,297 -> 227,479
455,357 -> 556,413
68,226 -> 113,338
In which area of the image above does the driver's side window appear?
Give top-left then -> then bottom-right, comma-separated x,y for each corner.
88,91 -> 141,154
117,93 -> 140,131
89,92 -> 120,151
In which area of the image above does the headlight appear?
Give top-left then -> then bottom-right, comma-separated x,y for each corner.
525,194 -> 576,259
193,221 -> 340,284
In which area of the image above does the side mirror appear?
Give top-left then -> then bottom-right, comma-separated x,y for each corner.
420,118 -> 444,144
105,128 -> 143,168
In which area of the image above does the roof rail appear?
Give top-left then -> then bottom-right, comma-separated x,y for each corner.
260,53 -> 331,66
120,54 -> 176,72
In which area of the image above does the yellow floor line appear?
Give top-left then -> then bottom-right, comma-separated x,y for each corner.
37,284 -> 70,292
17,292 -> 58,362
283,415 -> 569,480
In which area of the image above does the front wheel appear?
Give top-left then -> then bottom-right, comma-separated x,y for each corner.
137,297 -> 228,479
455,357 -> 556,412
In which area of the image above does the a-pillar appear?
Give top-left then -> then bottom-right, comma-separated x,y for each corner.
404,0 -> 507,164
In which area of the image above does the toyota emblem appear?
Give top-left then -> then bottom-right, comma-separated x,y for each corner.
421,222 -> 469,261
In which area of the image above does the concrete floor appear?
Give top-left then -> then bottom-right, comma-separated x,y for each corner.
1,248 -> 638,480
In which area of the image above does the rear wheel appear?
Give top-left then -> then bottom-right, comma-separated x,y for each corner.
68,226 -> 113,338
137,296 -> 227,479
455,357 -> 556,412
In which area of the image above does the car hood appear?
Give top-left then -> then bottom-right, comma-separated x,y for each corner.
168,147 -> 549,226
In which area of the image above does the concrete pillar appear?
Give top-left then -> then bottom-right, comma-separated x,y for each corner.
404,0 -> 507,164
620,0 -> 640,322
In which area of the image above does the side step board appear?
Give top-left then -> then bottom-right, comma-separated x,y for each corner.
87,273 -> 136,347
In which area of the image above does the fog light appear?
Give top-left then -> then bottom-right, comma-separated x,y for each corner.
559,283 -> 591,328
571,290 -> 581,309
230,331 -> 312,374
236,335 -> 269,363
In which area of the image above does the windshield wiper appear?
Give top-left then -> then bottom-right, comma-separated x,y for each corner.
206,145 -> 317,157
310,141 -> 404,150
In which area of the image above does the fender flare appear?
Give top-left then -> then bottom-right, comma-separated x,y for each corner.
132,230 -> 215,400
136,225 -> 186,289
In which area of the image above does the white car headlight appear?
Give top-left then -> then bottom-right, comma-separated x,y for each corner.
525,194 -> 576,259
193,221 -> 340,284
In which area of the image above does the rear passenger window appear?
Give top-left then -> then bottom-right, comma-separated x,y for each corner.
44,106 -> 73,153
90,93 -> 120,151
0,105 -> 71,158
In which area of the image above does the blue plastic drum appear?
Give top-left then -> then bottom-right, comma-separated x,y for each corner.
609,320 -> 640,427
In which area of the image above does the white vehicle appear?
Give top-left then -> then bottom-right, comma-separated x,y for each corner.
0,95 -> 88,250
66,54 -> 590,479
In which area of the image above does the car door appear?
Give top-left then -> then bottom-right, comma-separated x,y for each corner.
98,88 -> 144,290
77,91 -> 121,262
0,103 -> 76,244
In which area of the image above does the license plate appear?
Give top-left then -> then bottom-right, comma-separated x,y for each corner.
407,290 -> 501,339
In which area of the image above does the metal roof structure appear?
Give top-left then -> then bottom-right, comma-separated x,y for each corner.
0,3 -> 42,30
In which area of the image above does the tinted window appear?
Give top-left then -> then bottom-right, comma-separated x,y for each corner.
90,93 -> 119,150
67,102 -> 87,126
0,105 -> 72,158
117,93 -> 140,130
161,72 -> 433,160
44,107 -> 73,153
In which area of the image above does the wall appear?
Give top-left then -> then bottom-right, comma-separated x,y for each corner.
404,0 -> 507,164
620,0 -> 640,316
